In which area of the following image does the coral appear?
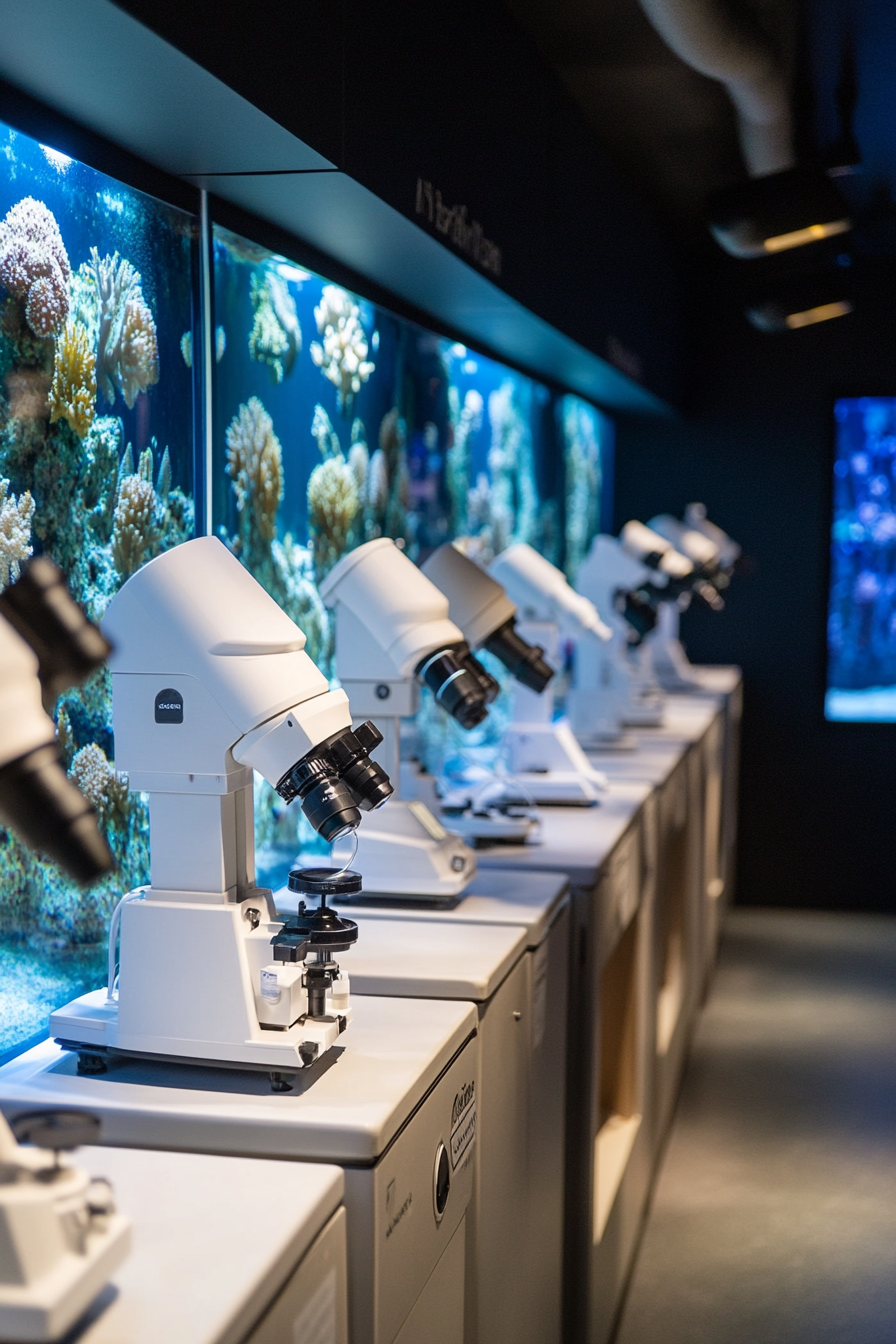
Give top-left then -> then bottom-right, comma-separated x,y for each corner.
55,702 -> 76,770
249,270 -> 300,384
111,469 -> 158,579
225,397 -> 283,555
68,743 -> 128,823
310,285 -> 375,414
563,397 -> 604,581
89,248 -> 159,408
69,263 -> 99,348
446,387 -> 483,535
157,446 -> 171,502
216,326 -> 226,363
180,331 -> 192,368
0,197 -> 70,337
49,318 -> 96,439
0,476 -> 34,588
475,381 -> 538,557
306,404 -> 359,582
81,416 -> 122,541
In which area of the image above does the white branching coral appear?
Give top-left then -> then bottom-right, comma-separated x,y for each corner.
249,270 -> 300,384
111,455 -> 158,579
310,285 -> 375,414
68,743 -> 128,821
307,403 -> 359,579
225,397 -> 284,544
89,248 -> 160,408
0,197 -> 71,337
0,477 -> 35,589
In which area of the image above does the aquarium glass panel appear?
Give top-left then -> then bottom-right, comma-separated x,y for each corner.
213,223 -> 609,885
826,396 -> 896,721
0,119 -> 196,1060
558,393 -> 614,582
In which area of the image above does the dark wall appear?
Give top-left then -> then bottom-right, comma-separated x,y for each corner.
614,259 -> 896,912
112,0 -> 686,407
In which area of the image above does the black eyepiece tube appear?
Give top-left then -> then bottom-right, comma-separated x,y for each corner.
415,642 -> 491,729
0,743 -> 113,884
0,558 -> 111,704
616,586 -> 661,645
483,618 -> 554,694
275,753 -> 362,843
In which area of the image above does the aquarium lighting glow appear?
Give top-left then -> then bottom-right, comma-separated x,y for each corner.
825,396 -> 896,722
39,145 -> 72,173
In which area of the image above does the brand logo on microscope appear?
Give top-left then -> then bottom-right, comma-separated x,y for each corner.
385,1179 -> 413,1239
155,688 -> 184,724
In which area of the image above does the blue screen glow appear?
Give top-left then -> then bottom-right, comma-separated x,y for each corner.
826,395 -> 896,721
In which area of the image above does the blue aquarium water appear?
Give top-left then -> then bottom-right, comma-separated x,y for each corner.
826,396 -> 896,721
0,119 -> 196,1056
212,224 -> 612,883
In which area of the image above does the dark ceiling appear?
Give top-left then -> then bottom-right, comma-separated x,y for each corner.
505,0 -> 895,256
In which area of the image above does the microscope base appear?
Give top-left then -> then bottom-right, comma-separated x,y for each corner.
574,729 -> 640,751
620,704 -> 665,727
332,799 -> 475,898
503,721 -> 607,805
440,805 -> 540,845
0,1162 -> 130,1343
51,990 -> 348,1081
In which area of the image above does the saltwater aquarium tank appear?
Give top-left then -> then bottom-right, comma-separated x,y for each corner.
212,223 -> 612,885
0,119 -> 196,1060
826,395 -> 896,721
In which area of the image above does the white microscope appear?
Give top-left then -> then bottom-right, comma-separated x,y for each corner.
421,540 -> 556,842
569,532 -> 666,746
0,561 -> 130,1343
646,507 -> 740,688
51,537 -> 393,1088
487,543 -> 612,805
321,537 -> 500,897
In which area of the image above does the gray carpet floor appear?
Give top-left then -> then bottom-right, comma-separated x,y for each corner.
615,909 -> 896,1344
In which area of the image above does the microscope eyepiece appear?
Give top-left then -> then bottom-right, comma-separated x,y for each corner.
483,618 -> 555,694
0,743 -> 113,884
275,722 -> 394,839
0,558 -> 111,705
324,722 -> 394,812
616,587 -> 660,645
415,642 -> 492,729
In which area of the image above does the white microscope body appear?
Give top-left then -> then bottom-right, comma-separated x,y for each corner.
488,543 -> 612,804
570,533 -> 665,743
321,537 -> 495,897
51,538 -> 391,1083
0,570 -> 129,1342
422,541 -> 556,842
645,513 -> 727,689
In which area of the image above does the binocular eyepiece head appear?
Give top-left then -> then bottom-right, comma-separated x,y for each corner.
275,721 -> 394,843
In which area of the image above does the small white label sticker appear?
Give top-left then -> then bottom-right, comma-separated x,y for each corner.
531,941 -> 549,1052
292,1266 -> 336,1344
261,969 -> 280,1002
450,1081 -> 477,1170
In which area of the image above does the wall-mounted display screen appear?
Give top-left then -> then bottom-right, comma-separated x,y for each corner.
211,222 -> 613,884
826,396 -> 896,721
0,118 -> 196,1060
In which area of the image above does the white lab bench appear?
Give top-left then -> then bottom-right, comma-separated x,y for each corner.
63,1147 -> 347,1344
0,997 -> 479,1344
324,868 -> 570,1344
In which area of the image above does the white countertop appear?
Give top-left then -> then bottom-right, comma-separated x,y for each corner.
0,996 -> 477,1164
71,1147 -> 343,1344
346,918 -> 528,1001
474,781 -> 650,887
